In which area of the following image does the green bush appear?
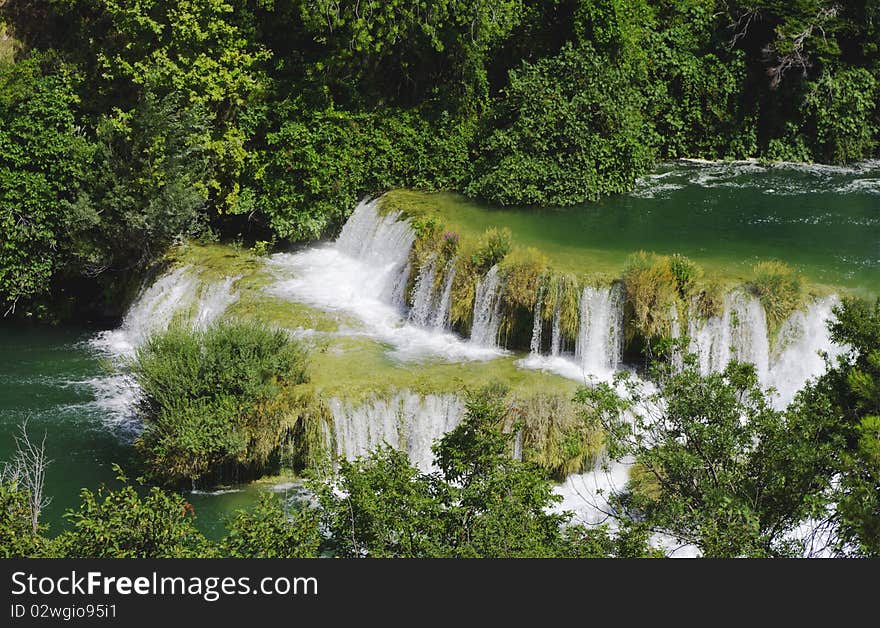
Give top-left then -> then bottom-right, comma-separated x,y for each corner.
57,468 -> 213,558
220,494 -> 320,558
0,481 -> 43,557
467,42 -> 655,206
131,320 -> 309,486
749,261 -> 803,330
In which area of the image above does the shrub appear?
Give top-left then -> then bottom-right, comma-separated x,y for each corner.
622,252 -> 678,341
0,481 -> 43,557
518,393 -> 603,481
749,261 -> 803,330
57,468 -> 213,558
220,494 -> 321,558
131,320 -> 309,486
472,227 -> 512,271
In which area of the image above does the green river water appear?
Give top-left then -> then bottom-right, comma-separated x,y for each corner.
1,161 -> 877,536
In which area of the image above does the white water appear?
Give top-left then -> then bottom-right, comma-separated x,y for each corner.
529,287 -> 544,355
576,285 -> 625,374
518,283 -> 625,384
408,256 -> 438,327
88,265 -> 239,427
330,392 -> 464,472
470,264 -> 503,347
268,200 -> 502,362
768,296 -> 846,407
686,292 -> 841,408
431,260 -> 456,330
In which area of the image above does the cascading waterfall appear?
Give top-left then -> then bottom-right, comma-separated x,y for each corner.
550,298 -> 563,356
268,200 -> 500,361
687,292 -> 842,409
407,257 -> 457,331
408,256 -> 438,326
529,286 -> 544,355
470,264 -> 503,347
728,292 -> 771,384
575,285 -> 624,374
768,296 -> 845,407
687,291 -> 770,379
89,266 -> 239,427
329,392 -> 465,472
430,260 -> 456,330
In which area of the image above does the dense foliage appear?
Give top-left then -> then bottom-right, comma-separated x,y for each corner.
131,319 -> 309,486
2,1 -> 880,317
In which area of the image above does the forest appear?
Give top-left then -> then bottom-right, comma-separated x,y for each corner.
2,0 -> 880,319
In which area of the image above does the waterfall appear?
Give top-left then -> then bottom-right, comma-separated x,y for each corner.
729,292 -> 771,384
529,287 -> 544,355
88,266 -> 239,428
550,298 -> 562,356
470,265 -> 502,347
269,201 -> 501,362
194,276 -> 240,330
335,199 -> 416,304
408,257 -> 456,331
575,285 -> 624,373
669,302 -> 683,371
329,392 -> 465,472
430,260 -> 456,330
688,305 -> 731,376
92,266 -> 238,357
408,256 -> 438,326
687,292 -> 841,409
768,296 -> 846,407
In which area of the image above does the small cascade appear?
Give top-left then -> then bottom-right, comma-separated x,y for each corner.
334,199 -> 416,303
728,292 -> 771,384
389,262 -> 411,309
688,307 -> 731,376
669,302 -> 683,371
194,276 -> 240,330
529,287 -> 544,355
269,200 -> 500,362
768,296 -> 846,407
688,292 -> 767,378
575,285 -> 625,373
430,260 -> 456,330
92,266 -> 200,356
408,256 -> 438,326
88,267 -> 239,428
470,265 -> 503,347
550,299 -> 563,356
92,267 -> 239,358
329,392 -> 465,472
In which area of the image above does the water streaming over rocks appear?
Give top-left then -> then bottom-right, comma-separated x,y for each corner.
90,192 -> 850,524
470,265 -> 503,347
329,392 -> 464,472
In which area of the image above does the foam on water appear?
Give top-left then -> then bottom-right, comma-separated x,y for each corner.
268,200 -> 502,362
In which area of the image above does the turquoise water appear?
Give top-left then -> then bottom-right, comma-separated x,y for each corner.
0,326 -> 268,538
435,161 -> 880,296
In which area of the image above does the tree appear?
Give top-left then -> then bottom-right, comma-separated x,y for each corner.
798,298 -> 880,555
315,388 -> 585,558
0,55 -> 94,316
467,41 -> 654,206
220,494 -> 321,558
57,467 -> 214,558
578,359 -> 841,557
